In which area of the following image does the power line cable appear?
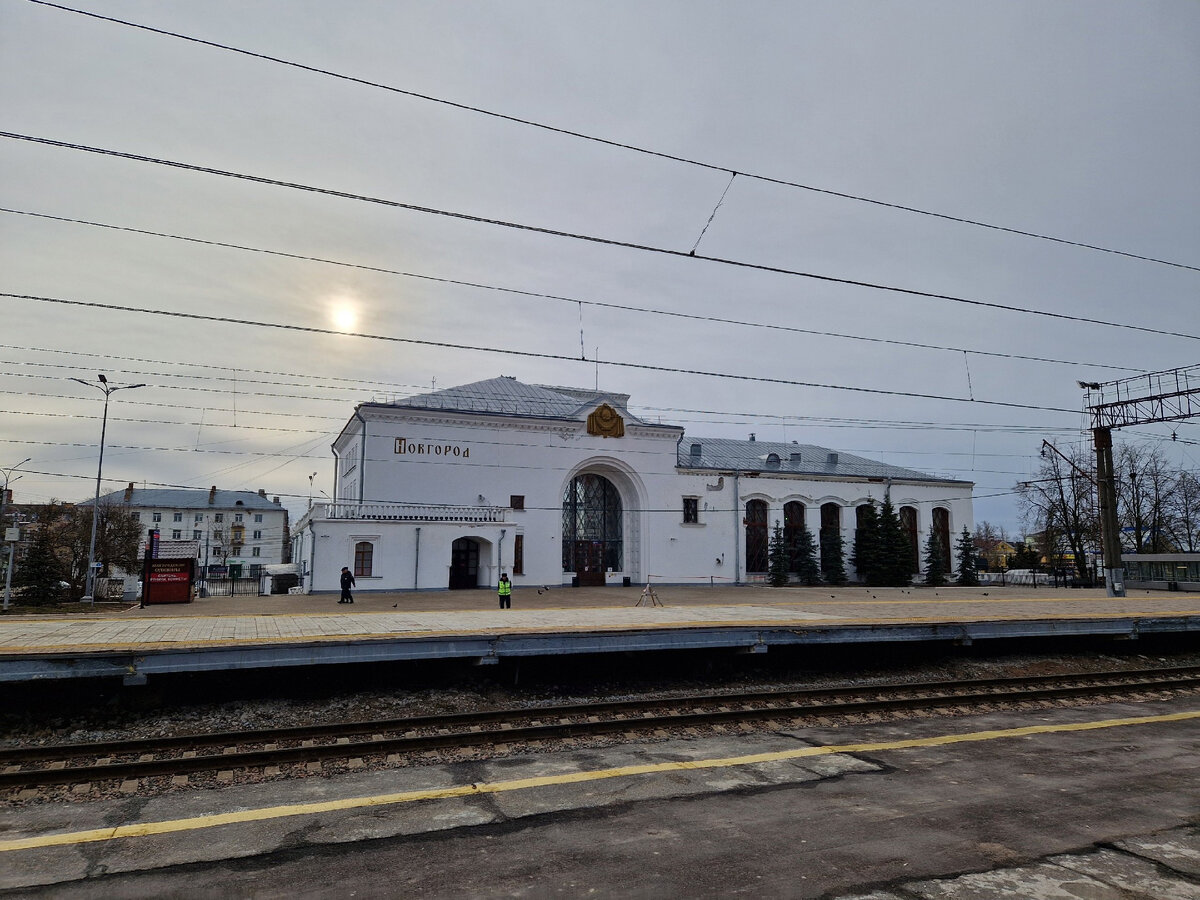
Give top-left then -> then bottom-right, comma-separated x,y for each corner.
4,133 -> 1197,343
23,0 -> 1200,274
1,290 -> 1088,415
0,207 -> 1148,372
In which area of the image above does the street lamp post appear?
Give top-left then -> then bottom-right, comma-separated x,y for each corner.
1,457 -> 32,612
71,375 -> 145,603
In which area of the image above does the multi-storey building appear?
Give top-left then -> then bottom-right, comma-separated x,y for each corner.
92,485 -> 291,577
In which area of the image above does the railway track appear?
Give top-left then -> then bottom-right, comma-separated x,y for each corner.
4,666 -> 1198,792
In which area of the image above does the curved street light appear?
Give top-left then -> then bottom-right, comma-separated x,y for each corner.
71,375 -> 146,603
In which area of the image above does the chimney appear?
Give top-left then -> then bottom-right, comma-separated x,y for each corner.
826,452 -> 839,465
789,452 -> 802,463
124,482 -> 134,502
749,433 -> 756,442
273,496 -> 281,505
208,485 -> 217,505
258,489 -> 267,498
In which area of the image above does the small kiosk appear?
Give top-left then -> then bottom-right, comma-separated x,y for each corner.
140,531 -> 198,605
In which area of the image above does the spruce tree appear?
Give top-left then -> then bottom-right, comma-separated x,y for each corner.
955,526 -> 980,586
793,521 -> 822,586
877,492 -> 913,587
820,528 -> 848,586
850,502 -> 881,585
923,524 -> 947,587
767,523 -> 790,587
13,528 -> 66,606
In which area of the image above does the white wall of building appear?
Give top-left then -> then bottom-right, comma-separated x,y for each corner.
295,398 -> 973,593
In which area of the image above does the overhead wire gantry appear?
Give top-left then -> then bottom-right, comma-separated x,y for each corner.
1082,365 -> 1200,597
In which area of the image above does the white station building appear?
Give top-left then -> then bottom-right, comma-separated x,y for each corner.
292,377 -> 973,593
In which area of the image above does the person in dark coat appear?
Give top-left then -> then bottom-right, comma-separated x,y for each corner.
497,573 -> 512,609
339,566 -> 355,603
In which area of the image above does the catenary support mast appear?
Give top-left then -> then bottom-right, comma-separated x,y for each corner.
1082,365 -> 1200,597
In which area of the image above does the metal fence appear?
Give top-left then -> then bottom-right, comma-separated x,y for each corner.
200,577 -> 262,597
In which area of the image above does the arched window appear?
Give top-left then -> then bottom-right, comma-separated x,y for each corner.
900,506 -> 919,574
820,502 -> 842,578
745,500 -> 769,573
932,507 -> 951,572
354,541 -> 374,577
562,473 -> 623,584
783,501 -> 806,574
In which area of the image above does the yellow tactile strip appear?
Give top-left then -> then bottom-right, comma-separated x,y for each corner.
1,709 -> 1195,853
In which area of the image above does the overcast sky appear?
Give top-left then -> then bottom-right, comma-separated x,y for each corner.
1,0 -> 1197,534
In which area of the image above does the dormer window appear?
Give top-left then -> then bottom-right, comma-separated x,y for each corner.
766,453 -> 781,469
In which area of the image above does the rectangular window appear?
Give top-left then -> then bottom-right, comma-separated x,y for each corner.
193,530 -> 202,540
510,495 -> 525,511
253,530 -> 262,539
152,512 -> 162,523
132,512 -> 140,522
235,513 -> 243,523
214,514 -> 224,523
172,512 -> 182,522
214,530 -> 223,541
683,497 -> 699,524
251,547 -> 261,557
354,541 -> 373,577
172,529 -> 182,539
513,534 -> 524,575
254,514 -> 263,523
195,513 -> 203,523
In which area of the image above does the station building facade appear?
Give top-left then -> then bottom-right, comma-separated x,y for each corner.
293,377 -> 974,593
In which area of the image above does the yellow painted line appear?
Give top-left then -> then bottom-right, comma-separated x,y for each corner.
2,709 -> 1196,854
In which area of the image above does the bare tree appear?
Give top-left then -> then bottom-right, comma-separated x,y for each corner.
1115,443 -> 1173,553
1016,445 -> 1098,582
47,501 -> 143,592
1164,470 -> 1200,552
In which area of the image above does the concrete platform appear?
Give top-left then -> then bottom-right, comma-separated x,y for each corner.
1,585 -> 1198,684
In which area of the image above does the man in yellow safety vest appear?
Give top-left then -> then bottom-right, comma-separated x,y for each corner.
497,573 -> 512,609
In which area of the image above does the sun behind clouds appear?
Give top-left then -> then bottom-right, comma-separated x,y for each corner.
330,301 -> 358,332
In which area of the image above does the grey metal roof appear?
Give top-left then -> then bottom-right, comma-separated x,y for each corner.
373,377 -> 650,424
677,437 -> 970,485
85,488 -> 284,511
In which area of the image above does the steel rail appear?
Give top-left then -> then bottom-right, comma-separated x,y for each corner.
3,667 -> 1198,790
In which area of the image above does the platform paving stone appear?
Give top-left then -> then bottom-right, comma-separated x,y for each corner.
1049,847 -> 1200,900
1113,825 -> 1200,876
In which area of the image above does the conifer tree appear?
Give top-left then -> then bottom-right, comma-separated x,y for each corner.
923,524 -> 947,587
850,502 -> 881,585
767,523 -> 790,587
13,528 -> 66,606
955,526 -> 980,586
820,528 -> 848,586
877,492 -> 913,587
792,521 -> 822,586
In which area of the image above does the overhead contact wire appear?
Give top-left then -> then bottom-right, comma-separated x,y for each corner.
23,0 -> 1200,273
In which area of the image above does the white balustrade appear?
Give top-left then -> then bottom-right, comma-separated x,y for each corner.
312,501 -> 506,523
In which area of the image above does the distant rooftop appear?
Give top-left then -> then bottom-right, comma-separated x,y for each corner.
362,377 -> 968,485
678,437 -> 970,485
86,487 -> 284,510
366,376 -> 655,425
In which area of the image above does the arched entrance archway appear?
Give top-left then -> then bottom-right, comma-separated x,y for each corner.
562,473 -> 623,586
449,537 -> 481,589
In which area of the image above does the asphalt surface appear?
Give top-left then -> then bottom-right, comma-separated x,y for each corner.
3,696 -> 1198,897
